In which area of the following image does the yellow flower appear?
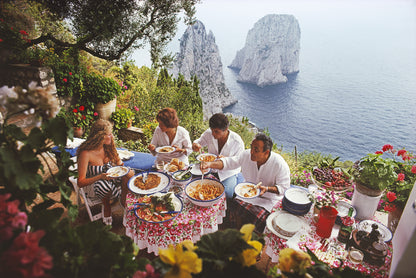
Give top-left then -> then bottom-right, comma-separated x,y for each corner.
235,224 -> 263,267
278,248 -> 311,275
159,242 -> 202,278
181,240 -> 197,251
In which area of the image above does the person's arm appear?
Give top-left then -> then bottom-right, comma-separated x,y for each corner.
192,129 -> 209,152
201,160 -> 224,171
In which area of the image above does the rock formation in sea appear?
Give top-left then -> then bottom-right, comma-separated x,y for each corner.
170,20 -> 236,119
229,14 -> 301,87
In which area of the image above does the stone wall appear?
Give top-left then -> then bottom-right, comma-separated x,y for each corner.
0,64 -> 56,91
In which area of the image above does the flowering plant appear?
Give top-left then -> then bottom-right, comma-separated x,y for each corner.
311,190 -> 338,210
377,145 -> 416,212
62,104 -> 98,129
291,170 -> 313,187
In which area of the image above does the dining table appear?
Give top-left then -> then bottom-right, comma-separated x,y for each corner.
123,179 -> 227,255
263,197 -> 393,278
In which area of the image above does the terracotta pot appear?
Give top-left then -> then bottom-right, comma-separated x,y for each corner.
73,127 -> 84,138
387,206 -> 404,234
94,98 -> 116,121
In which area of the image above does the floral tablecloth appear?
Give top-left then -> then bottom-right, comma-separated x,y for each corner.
263,199 -> 392,278
124,192 -> 226,255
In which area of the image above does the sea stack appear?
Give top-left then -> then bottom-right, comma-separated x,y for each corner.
229,14 -> 301,87
170,20 -> 236,119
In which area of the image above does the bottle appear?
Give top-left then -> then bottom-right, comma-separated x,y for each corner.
337,207 -> 354,244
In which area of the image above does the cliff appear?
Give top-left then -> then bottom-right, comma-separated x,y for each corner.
170,20 -> 236,119
229,14 -> 300,87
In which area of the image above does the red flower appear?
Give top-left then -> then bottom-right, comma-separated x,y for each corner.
397,149 -> 407,156
93,112 -> 98,116
402,154 -> 411,161
72,108 -> 78,113
386,191 -> 397,202
382,144 -> 393,152
0,38 -> 3,42
397,173 -> 405,181
375,151 -> 383,154
384,204 -> 396,212
81,115 -> 86,120
69,72 -> 72,75
63,78 -> 67,82
19,30 -> 28,36
79,105 -> 85,111
412,165 -> 416,174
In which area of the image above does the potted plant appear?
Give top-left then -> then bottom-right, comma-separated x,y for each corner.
378,146 -> 416,233
59,104 -> 98,137
111,107 -> 134,130
81,73 -> 121,120
351,144 -> 400,220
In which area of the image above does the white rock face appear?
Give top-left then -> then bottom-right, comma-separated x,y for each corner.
229,14 -> 300,87
170,21 -> 236,119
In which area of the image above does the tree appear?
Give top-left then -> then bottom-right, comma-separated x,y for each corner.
2,0 -> 199,67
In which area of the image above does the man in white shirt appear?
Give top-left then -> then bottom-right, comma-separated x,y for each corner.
201,133 -> 290,232
192,113 -> 245,199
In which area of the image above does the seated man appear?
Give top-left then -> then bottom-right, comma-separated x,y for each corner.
201,133 -> 290,233
192,113 -> 245,199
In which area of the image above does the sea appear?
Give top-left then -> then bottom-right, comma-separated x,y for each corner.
132,0 -> 416,162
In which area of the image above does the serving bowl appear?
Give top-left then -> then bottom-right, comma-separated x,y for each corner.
282,187 -> 312,215
171,169 -> 193,186
184,178 -> 224,207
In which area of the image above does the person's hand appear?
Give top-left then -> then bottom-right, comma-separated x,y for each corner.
172,145 -> 183,153
258,185 -> 268,196
192,142 -> 202,152
200,161 -> 211,171
148,144 -> 155,151
101,172 -> 114,181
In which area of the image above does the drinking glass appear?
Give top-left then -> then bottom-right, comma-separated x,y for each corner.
316,206 -> 338,238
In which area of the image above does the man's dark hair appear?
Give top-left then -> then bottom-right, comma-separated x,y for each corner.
254,133 -> 273,152
209,113 -> 229,131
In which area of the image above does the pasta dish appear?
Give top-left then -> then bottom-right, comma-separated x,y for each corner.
134,173 -> 161,190
188,183 -> 222,200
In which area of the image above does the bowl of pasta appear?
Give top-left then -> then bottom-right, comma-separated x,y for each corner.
184,178 -> 225,207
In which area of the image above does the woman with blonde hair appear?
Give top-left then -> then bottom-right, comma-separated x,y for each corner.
77,119 -> 133,225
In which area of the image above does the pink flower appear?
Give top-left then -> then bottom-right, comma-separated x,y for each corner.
375,151 -> 383,154
117,104 -> 121,108
382,144 -> 393,152
124,85 -> 128,89
397,173 -> 405,181
386,191 -> 397,202
93,112 -> 98,116
397,149 -> 407,156
0,38 -> 3,42
134,106 -> 139,111
69,72 -> 72,75
11,212 -> 27,229
412,165 -> 416,174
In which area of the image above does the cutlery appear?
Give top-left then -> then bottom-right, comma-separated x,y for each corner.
157,210 -> 181,215
175,168 -> 191,180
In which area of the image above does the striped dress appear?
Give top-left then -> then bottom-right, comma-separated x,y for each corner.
87,164 -> 121,199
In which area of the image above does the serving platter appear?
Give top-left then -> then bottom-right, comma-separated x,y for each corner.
117,149 -> 134,160
106,166 -> 130,178
128,171 -> 170,194
133,193 -> 183,224
266,211 -> 306,240
155,146 -> 176,154
234,182 -> 260,199
357,220 -> 392,242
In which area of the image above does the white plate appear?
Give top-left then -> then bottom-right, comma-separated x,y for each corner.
128,171 -> 170,194
266,211 -> 306,240
155,146 -> 176,154
357,220 -> 392,242
196,153 -> 217,162
117,149 -> 134,160
106,166 -> 130,178
134,193 -> 183,224
189,164 -> 211,176
235,182 -> 260,199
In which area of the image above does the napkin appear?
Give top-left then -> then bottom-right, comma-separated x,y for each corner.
66,138 -> 85,149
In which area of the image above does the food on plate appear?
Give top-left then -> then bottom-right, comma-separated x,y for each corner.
166,158 -> 185,172
187,183 -> 222,201
106,166 -> 128,177
172,170 -> 192,181
272,212 -> 303,237
198,154 -> 216,162
158,146 -> 174,153
134,194 -> 180,222
236,183 -> 259,198
134,173 -> 161,190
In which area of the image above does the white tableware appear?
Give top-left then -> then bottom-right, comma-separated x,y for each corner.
106,166 -> 130,178
266,211 -> 306,240
128,171 -> 170,194
234,182 -> 261,199
155,146 -> 176,154
189,163 -> 211,176
196,153 -> 217,162
117,149 -> 134,160
357,220 -> 392,242
184,178 -> 224,207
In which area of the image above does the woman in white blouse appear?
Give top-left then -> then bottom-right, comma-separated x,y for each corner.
192,113 -> 245,198
148,107 -> 192,166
